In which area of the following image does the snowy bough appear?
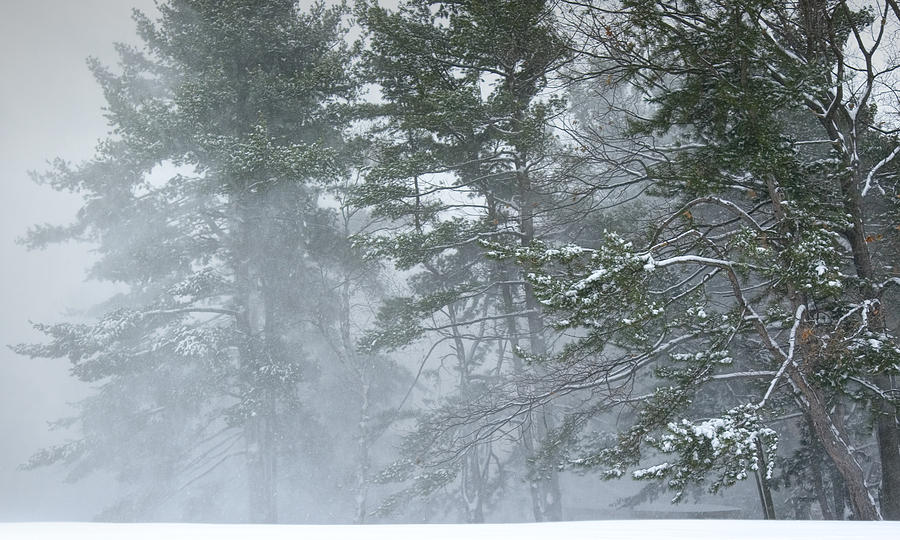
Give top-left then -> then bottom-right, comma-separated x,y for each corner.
494,193 -> 897,518
632,405 -> 777,502
488,0 -> 900,520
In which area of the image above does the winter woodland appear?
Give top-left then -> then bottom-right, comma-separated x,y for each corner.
12,0 -> 900,524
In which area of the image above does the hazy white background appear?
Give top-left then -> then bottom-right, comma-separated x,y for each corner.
0,0 -> 156,520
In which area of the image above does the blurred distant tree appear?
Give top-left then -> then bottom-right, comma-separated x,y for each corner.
15,0 -> 358,522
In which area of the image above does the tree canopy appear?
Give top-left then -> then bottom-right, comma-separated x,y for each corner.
14,0 -> 900,523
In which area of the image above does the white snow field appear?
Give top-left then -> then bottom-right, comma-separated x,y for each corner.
1,520 -> 899,539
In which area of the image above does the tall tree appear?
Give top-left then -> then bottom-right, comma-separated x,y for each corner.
355,0 -> 573,521
494,0 -> 900,520
17,0 -> 356,522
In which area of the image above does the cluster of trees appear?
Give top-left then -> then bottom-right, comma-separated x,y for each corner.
16,0 -> 900,523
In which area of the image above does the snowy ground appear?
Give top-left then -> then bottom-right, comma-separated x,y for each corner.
1,520 -> 899,539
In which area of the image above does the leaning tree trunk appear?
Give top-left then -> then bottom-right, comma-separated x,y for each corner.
791,368 -> 880,519
762,170 -> 883,519
839,155 -> 900,519
790,0 -> 900,515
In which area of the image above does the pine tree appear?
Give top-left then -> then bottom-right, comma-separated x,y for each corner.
497,0 -> 900,520
16,0 -> 356,522
354,0 -> 573,521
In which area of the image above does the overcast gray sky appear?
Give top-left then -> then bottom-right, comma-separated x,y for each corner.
0,0 -> 156,520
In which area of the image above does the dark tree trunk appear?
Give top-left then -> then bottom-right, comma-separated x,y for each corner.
839,165 -> 900,519
795,372 -> 879,519
755,439 -> 776,519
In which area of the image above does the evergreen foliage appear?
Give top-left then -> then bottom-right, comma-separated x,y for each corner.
13,0 -> 900,523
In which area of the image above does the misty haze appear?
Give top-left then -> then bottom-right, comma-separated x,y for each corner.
2,1 -> 900,538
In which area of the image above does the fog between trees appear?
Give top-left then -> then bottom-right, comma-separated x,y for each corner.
7,0 -> 900,524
